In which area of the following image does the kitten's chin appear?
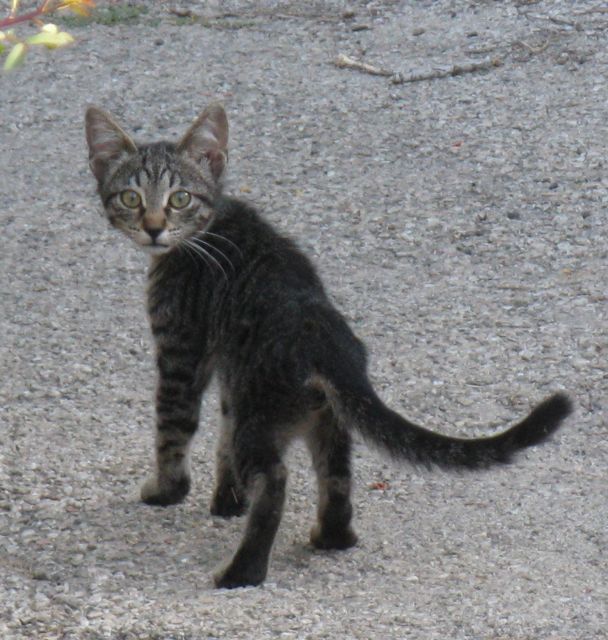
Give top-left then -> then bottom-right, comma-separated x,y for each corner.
141,244 -> 172,256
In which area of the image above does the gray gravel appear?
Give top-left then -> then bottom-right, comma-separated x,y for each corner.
1,1 -> 606,638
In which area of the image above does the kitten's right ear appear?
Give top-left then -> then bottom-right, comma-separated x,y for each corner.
85,106 -> 137,183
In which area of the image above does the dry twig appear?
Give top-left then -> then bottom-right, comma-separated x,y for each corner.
516,39 -> 550,54
334,53 -> 502,84
334,53 -> 393,77
392,58 -> 502,84
573,5 -> 608,16
548,15 -> 580,28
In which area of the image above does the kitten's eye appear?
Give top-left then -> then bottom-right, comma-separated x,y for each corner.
120,190 -> 142,209
168,190 -> 192,209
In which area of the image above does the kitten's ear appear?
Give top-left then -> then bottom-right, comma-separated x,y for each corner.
85,106 -> 137,183
177,103 -> 229,181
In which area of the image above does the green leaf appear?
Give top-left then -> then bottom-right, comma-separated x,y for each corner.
27,30 -> 74,49
0,44 -> 5,55
3,42 -> 26,71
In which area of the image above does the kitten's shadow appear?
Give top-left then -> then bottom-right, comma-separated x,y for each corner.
16,493 -> 237,589
12,483 -> 358,593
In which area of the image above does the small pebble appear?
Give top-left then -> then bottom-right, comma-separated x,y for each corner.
32,570 -> 50,581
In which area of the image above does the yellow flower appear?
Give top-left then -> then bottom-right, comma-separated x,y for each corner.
56,0 -> 96,17
41,23 -> 59,34
27,24 -> 74,49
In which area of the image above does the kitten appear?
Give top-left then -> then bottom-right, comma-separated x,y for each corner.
85,103 -> 572,589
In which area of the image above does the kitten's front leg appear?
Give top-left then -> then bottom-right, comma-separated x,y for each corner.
141,345 -> 212,507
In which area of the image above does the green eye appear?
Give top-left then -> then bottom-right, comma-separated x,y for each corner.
168,190 -> 192,209
120,189 -> 142,208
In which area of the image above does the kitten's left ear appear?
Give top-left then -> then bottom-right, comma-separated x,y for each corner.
177,103 -> 229,181
85,106 -> 137,183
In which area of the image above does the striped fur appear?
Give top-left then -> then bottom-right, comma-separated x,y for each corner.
86,104 -> 572,589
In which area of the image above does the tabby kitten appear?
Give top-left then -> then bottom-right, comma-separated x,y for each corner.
85,103 -> 572,589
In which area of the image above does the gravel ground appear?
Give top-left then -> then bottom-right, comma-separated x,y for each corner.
1,1 -> 606,638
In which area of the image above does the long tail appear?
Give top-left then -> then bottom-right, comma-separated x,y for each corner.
313,370 -> 572,470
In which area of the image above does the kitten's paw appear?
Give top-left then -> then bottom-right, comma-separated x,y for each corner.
213,558 -> 267,589
310,523 -> 358,550
140,475 -> 190,506
210,484 -> 247,518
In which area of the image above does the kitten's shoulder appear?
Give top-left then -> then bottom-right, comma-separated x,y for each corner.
214,195 -> 259,221
214,196 -> 290,248
215,196 -> 324,289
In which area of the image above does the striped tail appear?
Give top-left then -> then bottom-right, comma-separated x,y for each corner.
315,372 -> 571,469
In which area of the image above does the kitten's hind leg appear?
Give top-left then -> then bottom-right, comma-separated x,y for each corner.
214,425 -> 287,588
210,394 -> 247,517
306,410 -> 358,550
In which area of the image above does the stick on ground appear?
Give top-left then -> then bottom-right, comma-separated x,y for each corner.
334,53 -> 503,84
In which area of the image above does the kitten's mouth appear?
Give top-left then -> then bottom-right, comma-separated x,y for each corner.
142,243 -> 171,255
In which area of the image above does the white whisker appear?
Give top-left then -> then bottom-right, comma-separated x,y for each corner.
194,237 -> 235,273
204,231 -> 243,258
179,239 -> 202,269
183,238 -> 228,281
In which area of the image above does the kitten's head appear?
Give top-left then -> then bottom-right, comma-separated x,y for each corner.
85,104 -> 228,255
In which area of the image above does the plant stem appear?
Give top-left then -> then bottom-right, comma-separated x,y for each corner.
0,8 -> 44,30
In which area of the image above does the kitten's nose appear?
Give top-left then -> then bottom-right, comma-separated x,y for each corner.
145,228 -> 163,241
